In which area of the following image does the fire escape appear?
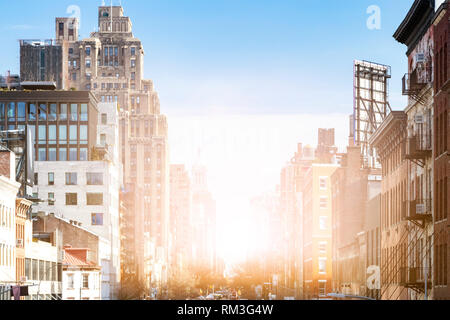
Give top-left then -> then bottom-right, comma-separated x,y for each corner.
402,59 -> 432,106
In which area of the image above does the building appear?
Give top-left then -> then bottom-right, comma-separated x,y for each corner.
278,143 -> 314,299
169,164 -> 192,276
431,0 -> 450,299
191,165 -> 217,273
369,111 -> 410,300
19,4 -> 171,289
62,246 -> 101,300
331,143 -> 381,298
302,158 -> 338,299
25,231 -> 62,300
0,149 -> 22,299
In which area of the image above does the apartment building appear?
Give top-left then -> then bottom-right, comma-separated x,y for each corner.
0,150 -> 21,299
170,165 -> 192,276
433,0 -> 450,299
62,246 -> 101,300
302,163 -> 338,299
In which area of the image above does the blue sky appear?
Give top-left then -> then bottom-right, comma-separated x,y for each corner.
0,0 -> 413,116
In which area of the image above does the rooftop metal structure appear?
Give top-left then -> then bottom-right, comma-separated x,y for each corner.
353,60 -> 392,169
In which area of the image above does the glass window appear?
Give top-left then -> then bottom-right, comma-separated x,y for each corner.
49,125 -> 56,144
0,102 -> 5,121
59,125 -> 67,144
82,274 -> 89,288
100,134 -> 106,146
7,102 -> 15,122
101,114 -> 107,125
17,102 -> 26,121
80,148 -> 88,161
320,197 -> 328,209
70,104 -> 78,121
87,173 -> 103,185
32,259 -> 38,280
114,47 -> 118,56
48,172 -> 54,185
48,193 -> 55,205
319,259 -> 327,274
67,274 -> 74,289
28,103 -> 36,121
86,59 -> 91,68
91,213 -> 104,226
59,104 -> 67,121
65,193 -> 77,206
109,47 -> 113,56
65,173 -> 77,185
69,125 -> 77,144
131,47 -> 136,56
131,72 -> 135,80
320,177 -> 327,190
48,148 -> 57,161
85,47 -> 91,56
319,216 -> 327,230
80,104 -> 88,121
39,104 -> 47,120
38,125 -> 46,144
69,148 -> 77,161
80,125 -> 88,144
59,148 -> 67,161
104,47 -> 108,56
131,59 -> 136,67
48,104 -> 57,121
87,193 -> 103,206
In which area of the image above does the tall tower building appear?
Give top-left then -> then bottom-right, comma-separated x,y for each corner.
19,5 -> 171,291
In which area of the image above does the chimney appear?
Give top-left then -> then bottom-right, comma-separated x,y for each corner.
0,150 -> 16,181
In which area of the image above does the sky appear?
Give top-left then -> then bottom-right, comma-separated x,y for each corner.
0,0 -> 416,261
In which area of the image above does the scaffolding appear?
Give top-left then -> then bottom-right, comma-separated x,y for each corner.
353,60 -> 392,168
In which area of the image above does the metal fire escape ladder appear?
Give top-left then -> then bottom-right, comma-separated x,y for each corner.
390,233 -> 434,300
380,226 -> 429,299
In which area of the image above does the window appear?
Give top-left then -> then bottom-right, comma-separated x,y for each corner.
7,102 -> 15,122
92,213 -> 104,226
59,22 -> 64,36
69,125 -> 77,144
80,104 -> 88,121
131,72 -> 135,80
80,125 -> 88,144
85,47 -> 91,56
59,125 -> 67,144
38,104 -> 47,120
82,274 -> 89,289
48,173 -> 54,185
319,258 -> 327,274
319,177 -> 327,190
34,173 -> 38,185
320,197 -> 328,209
48,148 -> 57,161
70,104 -> 78,121
319,242 -> 327,255
65,193 -> 77,206
49,104 -> 57,121
59,148 -> 67,161
100,134 -> 106,146
32,259 -> 38,280
131,59 -> 136,67
18,102 -> 26,121
67,274 -> 74,289
319,216 -> 327,230
69,47 -> 73,54
87,173 -> 103,185
101,114 -> 107,125
318,281 -> 327,296
38,125 -> 46,144
87,193 -> 103,206
80,148 -> 88,161
28,103 -> 36,121
48,193 -> 55,206
86,59 -> 91,68
38,148 -> 46,161
49,125 -> 56,144
131,47 -> 136,56
65,173 -> 77,185
59,104 -> 67,121
69,148 -> 77,161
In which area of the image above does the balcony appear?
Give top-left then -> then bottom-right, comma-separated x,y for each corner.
405,134 -> 432,161
403,199 -> 432,228
402,68 -> 432,103
400,267 -> 431,293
